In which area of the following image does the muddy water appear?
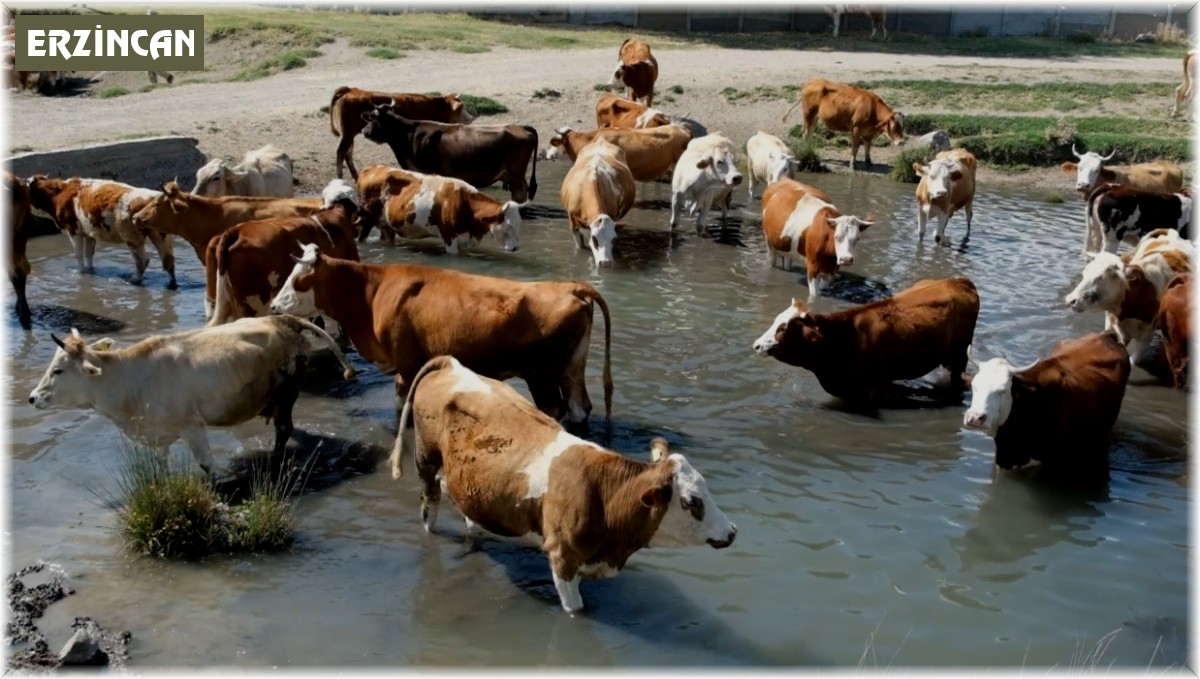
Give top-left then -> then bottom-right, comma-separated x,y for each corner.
5,163 -> 1188,667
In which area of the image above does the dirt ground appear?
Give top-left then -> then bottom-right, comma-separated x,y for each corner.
6,39 -> 1189,194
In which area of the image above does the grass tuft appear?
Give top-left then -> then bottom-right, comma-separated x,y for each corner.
890,147 -> 932,183
98,87 -> 129,99
1042,190 -> 1066,204
532,87 -> 561,100
594,83 -> 614,92
231,48 -> 323,81
669,84 -> 684,95
789,139 -> 827,173
459,94 -> 508,116
365,47 -> 404,60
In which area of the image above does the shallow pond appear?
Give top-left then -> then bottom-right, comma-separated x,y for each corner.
5,161 -> 1189,667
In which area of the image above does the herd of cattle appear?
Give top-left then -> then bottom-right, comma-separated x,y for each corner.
7,38 -> 1196,614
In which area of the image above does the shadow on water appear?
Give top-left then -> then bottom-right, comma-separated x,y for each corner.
610,228 -> 679,269
216,429 -> 389,502
564,414 -> 698,455
521,203 -> 568,221
23,304 -> 127,335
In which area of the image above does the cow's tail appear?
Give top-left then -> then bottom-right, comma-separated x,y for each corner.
575,284 -> 612,422
330,85 -> 352,137
780,96 -> 803,124
279,315 -> 357,380
524,124 -> 539,201
209,230 -> 240,327
391,355 -> 454,480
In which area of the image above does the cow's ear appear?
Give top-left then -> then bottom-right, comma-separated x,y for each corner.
696,158 -> 711,169
912,162 -> 925,175
1099,168 -> 1116,181
649,437 -> 670,462
361,110 -> 376,123
1060,162 -> 1078,174
640,479 -> 673,508
80,359 -> 102,376
1011,373 -> 1037,397
169,197 -> 187,214
950,170 -> 963,181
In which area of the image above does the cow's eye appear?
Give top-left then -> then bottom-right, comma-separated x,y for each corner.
51,369 -> 62,375
682,496 -> 705,520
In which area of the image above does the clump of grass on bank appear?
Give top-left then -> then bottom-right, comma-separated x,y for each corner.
722,84 -> 799,105
890,147 -> 933,183
532,87 -> 561,100
459,94 -> 508,116
232,48 -> 323,82
789,139 -> 827,173
365,47 -> 404,59
113,442 -> 295,559
98,87 -> 129,99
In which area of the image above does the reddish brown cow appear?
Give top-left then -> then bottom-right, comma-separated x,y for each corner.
268,244 -> 613,428
5,171 -> 31,328
547,124 -> 692,182
781,78 -> 906,170
329,87 -> 473,180
1172,51 -> 1195,119
208,180 -> 360,326
753,278 -> 979,405
1156,273 -> 1191,389
594,93 -> 671,129
608,39 -> 658,107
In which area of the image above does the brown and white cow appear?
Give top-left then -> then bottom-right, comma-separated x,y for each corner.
752,277 -> 979,405
745,131 -> 796,201
1156,273 -> 1191,389
193,144 -> 296,198
825,4 -> 887,39
361,105 -> 538,203
1084,183 -> 1191,254
781,78 -> 905,171
914,148 -> 977,246
761,178 -> 873,298
1060,146 -> 1184,197
1065,228 -> 1193,364
392,355 -> 736,614
594,93 -> 671,130
374,169 -> 523,254
608,39 -> 658,107
546,123 -> 693,183
5,171 -> 32,328
1172,51 -> 1195,119
209,180 -> 360,326
25,176 -> 175,288
963,331 -> 1130,475
268,243 -> 613,428
561,138 -> 636,266
670,134 -> 743,234
28,317 -> 355,476
329,87 -> 473,180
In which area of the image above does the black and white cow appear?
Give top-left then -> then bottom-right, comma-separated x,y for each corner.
1086,183 -> 1192,254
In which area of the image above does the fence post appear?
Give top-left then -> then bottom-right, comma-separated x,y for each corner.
738,9 -> 744,32
1107,8 -> 1117,36
1054,7 -> 1062,37
686,8 -> 693,33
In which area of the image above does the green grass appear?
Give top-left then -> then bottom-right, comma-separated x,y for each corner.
789,139 -> 827,173
593,83 -> 614,92
890,147 -> 931,183
669,84 -> 685,95
459,94 -> 508,116
365,47 -> 404,59
232,48 -> 323,81
1043,190 -> 1066,203
722,84 -> 800,104
853,79 -> 1179,114
98,87 -> 129,99
532,87 -> 561,100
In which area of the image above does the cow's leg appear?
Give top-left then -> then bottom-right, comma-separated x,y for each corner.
849,138 -> 860,172
719,191 -> 731,223
66,233 -> 87,273
9,238 -> 31,329
669,191 -> 682,230
862,137 -> 873,167
269,373 -> 301,459
528,376 -> 567,422
807,275 -> 820,299
180,426 -> 216,476
747,172 -> 756,201
417,444 -> 442,533
546,543 -> 583,613
934,212 -> 951,246
84,237 -> 98,272
963,202 -> 974,243
125,236 -> 150,285
572,226 -> 588,250
917,204 -> 929,240
695,201 -> 710,236
146,229 -> 177,290
336,136 -> 357,180
562,330 -> 593,424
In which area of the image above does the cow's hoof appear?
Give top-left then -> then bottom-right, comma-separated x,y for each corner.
166,280 -> 178,291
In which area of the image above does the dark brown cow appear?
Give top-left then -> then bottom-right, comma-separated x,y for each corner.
329,87 -> 473,180
391,355 -> 735,614
208,180 -> 360,326
361,105 -> 538,202
608,39 -> 658,107
963,331 -> 1131,475
268,243 -> 612,428
1157,273 -> 1191,389
781,78 -> 906,170
752,278 -> 979,405
5,171 -> 31,328
594,93 -> 670,129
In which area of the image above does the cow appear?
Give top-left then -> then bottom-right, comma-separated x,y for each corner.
594,93 -> 671,130
963,331 -> 1130,476
1060,146 -> 1184,197
372,169 -> 523,254
745,131 -> 796,201
391,355 -> 736,613
28,317 -> 355,476
267,243 -> 613,431
825,5 -> 887,39
144,10 -> 175,84
760,178 -> 874,298
781,79 -> 905,171
25,176 -> 175,288
912,130 -> 951,155
361,104 -> 538,203
1065,228 -> 1193,365
353,164 -> 409,242
752,277 -> 980,405
209,180 -> 360,326
1084,183 -> 1192,254
914,148 -> 978,246
546,123 -> 692,183
193,145 -> 296,198
608,38 -> 658,107
1172,51 -> 1195,119
560,138 -> 636,266
5,171 -> 31,329
1156,273 -> 1191,389
670,134 -> 743,234
329,87 -> 473,180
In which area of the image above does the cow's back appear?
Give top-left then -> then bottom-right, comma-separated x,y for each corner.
1014,332 -> 1130,443
596,126 -> 690,181
761,179 -> 831,245
848,277 -> 979,376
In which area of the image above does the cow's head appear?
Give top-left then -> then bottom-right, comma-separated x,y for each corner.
270,242 -> 322,317
545,126 -> 574,161
963,347 -> 1038,460
24,174 -> 66,222
490,200 -> 523,253
29,329 -> 114,409
752,298 -> 822,368
321,178 -> 358,210
584,214 -> 619,267
192,158 -> 231,197
1061,145 -> 1116,192
635,107 -> 671,129
1065,251 -> 1126,313
131,181 -> 189,229
445,93 -> 474,125
693,139 -> 743,187
914,157 -> 963,201
645,438 -> 737,550
766,150 -> 798,185
828,214 -> 873,266
608,63 -> 626,88
879,111 -> 906,145
361,102 -> 414,144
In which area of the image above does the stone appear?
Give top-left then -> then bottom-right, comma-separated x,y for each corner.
58,628 -> 105,666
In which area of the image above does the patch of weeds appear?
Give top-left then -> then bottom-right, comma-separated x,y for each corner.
721,84 -> 800,104
365,47 -> 404,60
232,48 -> 322,81
659,94 -> 676,104
98,87 -> 129,99
594,83 -> 614,92
1155,22 -> 1188,45
10,145 -> 33,153
669,84 -> 684,95
1043,117 -> 1078,147
460,94 -> 508,116
1065,31 -> 1097,44
890,146 -> 933,183
1043,190 -> 1065,203
1053,98 -> 1081,112
532,87 -> 561,100
789,139 -> 827,173
452,44 -> 490,53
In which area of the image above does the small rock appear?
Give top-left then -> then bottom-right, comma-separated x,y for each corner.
58,628 -> 105,666
1134,32 -> 1156,43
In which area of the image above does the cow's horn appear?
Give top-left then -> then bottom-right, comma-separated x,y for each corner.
389,98 -> 397,108
50,333 -> 65,350
966,344 -> 979,368
1101,148 -> 1116,161
1071,143 -> 1082,159
649,437 -> 670,462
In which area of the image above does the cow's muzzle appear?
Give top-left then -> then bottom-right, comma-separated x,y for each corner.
707,526 -> 737,549
728,174 -> 743,186
837,256 -> 854,266
963,411 -> 986,429
752,339 -> 773,356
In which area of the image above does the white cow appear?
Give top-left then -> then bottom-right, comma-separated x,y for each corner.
193,145 -> 296,198
745,131 -> 796,200
28,316 -> 355,475
669,133 -> 743,234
